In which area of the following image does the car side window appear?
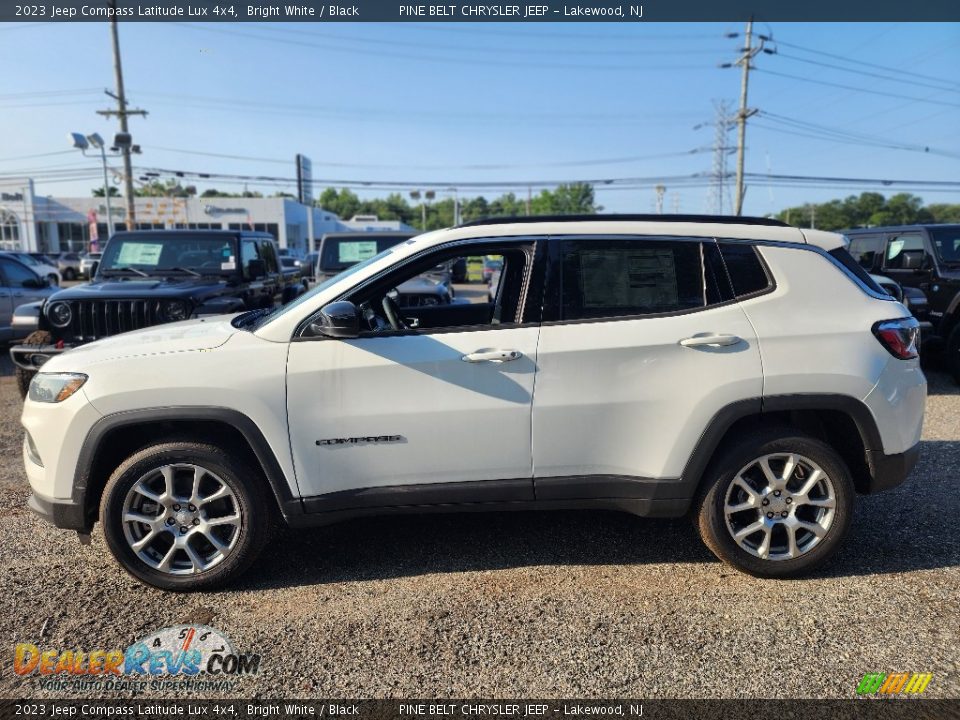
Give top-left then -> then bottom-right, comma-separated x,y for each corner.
240,240 -> 260,279
335,243 -> 533,335
259,241 -> 280,274
847,235 -> 882,270
560,239 -> 706,321
718,242 -> 771,297
883,234 -> 927,270
0,259 -> 38,288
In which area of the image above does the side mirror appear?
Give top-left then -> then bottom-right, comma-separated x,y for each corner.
900,251 -> 924,270
315,301 -> 360,338
247,258 -> 266,279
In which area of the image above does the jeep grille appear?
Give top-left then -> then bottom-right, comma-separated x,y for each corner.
64,300 -> 165,340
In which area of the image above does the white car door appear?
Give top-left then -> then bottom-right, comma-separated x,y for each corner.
286,240 -> 544,507
531,237 -> 766,501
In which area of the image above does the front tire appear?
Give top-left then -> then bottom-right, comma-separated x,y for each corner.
62,268 -> 76,281
695,430 -> 854,578
100,442 -> 270,591
15,367 -> 35,399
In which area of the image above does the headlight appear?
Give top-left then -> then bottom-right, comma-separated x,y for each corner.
47,302 -> 72,328
28,373 -> 88,403
159,300 -> 189,322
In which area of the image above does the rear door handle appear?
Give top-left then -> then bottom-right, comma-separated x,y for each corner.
462,349 -> 523,363
679,333 -> 742,348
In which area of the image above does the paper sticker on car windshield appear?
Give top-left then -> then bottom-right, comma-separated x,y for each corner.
116,243 -> 162,266
221,261 -> 236,270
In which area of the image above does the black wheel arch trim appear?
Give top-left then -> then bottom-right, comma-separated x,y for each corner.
679,393 -> 884,497
74,406 -> 302,525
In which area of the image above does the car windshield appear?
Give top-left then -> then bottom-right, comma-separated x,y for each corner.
247,245 -> 398,331
930,227 -> 960,265
98,235 -> 237,276
16,254 -> 39,266
320,236 -> 409,272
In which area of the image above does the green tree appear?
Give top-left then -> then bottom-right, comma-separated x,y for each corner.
776,192 -> 937,231
926,203 -> 960,223
91,186 -> 120,198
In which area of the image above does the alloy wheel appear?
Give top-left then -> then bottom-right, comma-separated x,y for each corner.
121,463 -> 242,575
723,452 -> 837,561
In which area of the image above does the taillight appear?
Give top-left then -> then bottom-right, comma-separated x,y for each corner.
872,317 -> 920,359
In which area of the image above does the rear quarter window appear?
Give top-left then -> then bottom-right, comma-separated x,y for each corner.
718,243 -> 771,297
828,247 -> 887,295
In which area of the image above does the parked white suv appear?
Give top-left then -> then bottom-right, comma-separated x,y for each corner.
21,215 -> 926,590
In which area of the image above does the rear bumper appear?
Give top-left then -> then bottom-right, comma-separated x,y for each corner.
865,443 -> 921,494
27,491 -> 91,533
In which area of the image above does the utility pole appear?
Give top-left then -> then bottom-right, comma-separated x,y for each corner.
655,185 -> 666,214
724,18 -> 770,216
97,0 -> 146,228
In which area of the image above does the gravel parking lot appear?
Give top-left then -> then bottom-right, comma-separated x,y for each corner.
1,369 -> 957,699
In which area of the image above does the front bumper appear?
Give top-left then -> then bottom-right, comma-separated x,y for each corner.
27,490 -> 91,532
865,443 -> 921,494
10,343 -> 71,371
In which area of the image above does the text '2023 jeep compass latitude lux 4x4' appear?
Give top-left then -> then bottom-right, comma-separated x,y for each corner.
22,216 -> 925,590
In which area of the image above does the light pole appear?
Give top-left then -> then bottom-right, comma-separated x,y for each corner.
70,132 -> 115,238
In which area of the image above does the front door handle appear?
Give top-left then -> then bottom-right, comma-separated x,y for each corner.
679,333 -> 742,348
462,349 -> 523,363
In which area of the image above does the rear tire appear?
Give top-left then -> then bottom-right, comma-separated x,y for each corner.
15,367 -> 35,399
62,268 -> 76,281
100,442 -> 271,591
695,429 -> 854,578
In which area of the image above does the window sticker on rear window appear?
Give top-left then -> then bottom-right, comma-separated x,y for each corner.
338,241 -> 378,263
116,242 -> 162,265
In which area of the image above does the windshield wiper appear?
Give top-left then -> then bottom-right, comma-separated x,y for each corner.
232,307 -> 272,329
101,266 -> 149,277
156,266 -> 202,277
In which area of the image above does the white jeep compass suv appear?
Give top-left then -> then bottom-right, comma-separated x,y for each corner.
22,215 -> 926,590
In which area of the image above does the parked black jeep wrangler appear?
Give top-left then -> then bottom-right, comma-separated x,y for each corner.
844,224 -> 960,382
11,230 -> 305,396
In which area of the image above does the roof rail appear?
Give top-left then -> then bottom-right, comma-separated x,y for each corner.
456,213 -> 790,228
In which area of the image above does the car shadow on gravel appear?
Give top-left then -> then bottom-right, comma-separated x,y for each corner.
234,511 -> 717,591
234,437 -> 960,591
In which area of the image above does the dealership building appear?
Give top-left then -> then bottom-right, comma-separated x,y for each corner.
0,178 -> 414,255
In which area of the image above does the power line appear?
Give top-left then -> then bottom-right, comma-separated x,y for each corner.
174,23 -> 707,72
775,52 -> 960,94
129,165 -> 960,192
0,150 -> 78,163
241,23 -> 730,57
757,112 -> 960,158
0,88 -> 104,99
757,68 -> 960,108
774,38 -> 960,89
143,145 -> 709,170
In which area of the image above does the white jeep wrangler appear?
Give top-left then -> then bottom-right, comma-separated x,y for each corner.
22,215 -> 926,590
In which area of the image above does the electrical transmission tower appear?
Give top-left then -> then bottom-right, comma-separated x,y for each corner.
709,100 -> 734,215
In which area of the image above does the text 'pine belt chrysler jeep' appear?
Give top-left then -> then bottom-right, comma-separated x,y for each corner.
21,215 -> 926,590
10,230 -> 306,396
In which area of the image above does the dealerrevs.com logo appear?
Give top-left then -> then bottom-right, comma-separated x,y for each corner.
14,625 -> 260,692
856,672 -> 933,696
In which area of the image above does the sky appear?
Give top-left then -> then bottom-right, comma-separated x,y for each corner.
1,20 -> 958,218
